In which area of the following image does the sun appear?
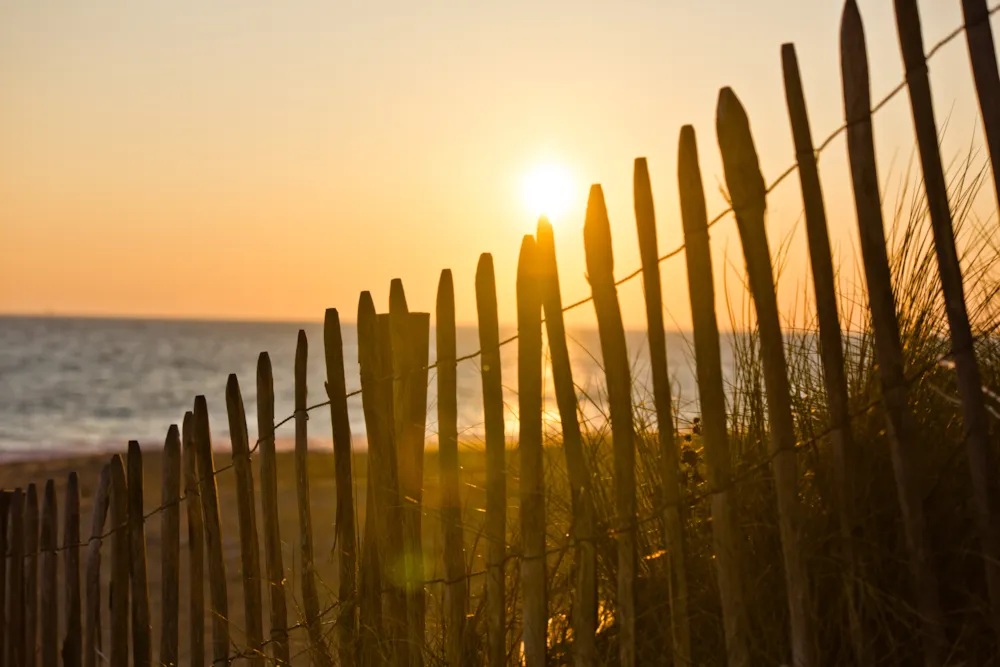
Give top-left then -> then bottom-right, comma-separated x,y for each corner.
522,163 -> 574,221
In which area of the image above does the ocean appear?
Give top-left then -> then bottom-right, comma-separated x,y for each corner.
0,316 -> 736,458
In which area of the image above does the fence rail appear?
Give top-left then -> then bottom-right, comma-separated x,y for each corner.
4,2 -> 1000,665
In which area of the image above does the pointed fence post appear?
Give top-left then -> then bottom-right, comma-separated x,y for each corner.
536,217 -> 597,667
678,125 -> 751,667
84,468 -> 110,667
781,42 -> 865,664
62,473 -> 82,667
255,352 -> 291,665
961,0 -> 1000,210
388,280 -> 428,666
109,457 -> 130,667
226,375 -> 264,667
894,0 -> 1000,638
0,491 -> 8,667
294,331 -> 335,666
517,235 -> 547,667
475,254 -> 507,667
583,185 -> 637,667
717,86 -> 815,667
40,480 -> 58,667
8,488 -> 25,667
181,411 -> 205,667
324,309 -> 359,667
841,3 -> 947,663
63,473 -> 82,667
358,293 -> 407,664
193,396 -> 229,666
633,159 -> 691,665
437,269 -> 468,667
25,483 -> 39,667
127,442 -> 152,667
160,427 -> 181,667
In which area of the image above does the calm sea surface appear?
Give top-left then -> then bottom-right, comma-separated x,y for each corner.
0,316 -> 737,459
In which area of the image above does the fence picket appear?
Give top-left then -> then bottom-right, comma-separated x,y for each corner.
84,468 -> 110,667
388,281 -> 427,666
0,491 -> 9,667
323,309 -> 359,667
8,489 -> 25,667
436,269 -> 467,667
894,0 -> 1000,638
109,456 -> 130,667
63,473 -> 82,667
193,396 -> 230,666
781,42 -> 865,663
677,125 -> 751,667
127,441 -> 153,667
717,86 -> 816,667
25,483 -> 39,667
633,158 -> 691,665
535,218 -> 597,667
475,253 -> 507,667
961,0 -> 1000,209
225,375 -> 264,666
517,235 -> 547,667
583,186 -> 637,667
840,5 -> 948,664
160,426 -> 181,667
256,353 -> 291,665
181,411 -> 206,667
294,330 -> 335,667
40,481 -> 58,667
358,294 -> 406,663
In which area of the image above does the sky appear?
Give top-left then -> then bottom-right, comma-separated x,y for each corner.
1,0 -> 996,328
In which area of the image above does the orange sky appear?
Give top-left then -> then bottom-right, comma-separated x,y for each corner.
1,1 -> 995,328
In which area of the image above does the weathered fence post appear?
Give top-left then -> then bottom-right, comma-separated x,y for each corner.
678,125 -> 751,667
583,185 -> 637,667
293,330 -> 335,667
181,411 -> 205,667
633,158 -> 691,665
388,280 -> 428,666
717,86 -> 815,667
781,42 -> 865,663
84,468 -> 110,667
475,253 -> 507,667
536,217 -> 597,667
226,375 -> 264,666
517,235 -> 547,667
894,0 -> 1000,637
840,3 -> 947,663
358,293 -> 407,664
109,456 -> 130,667
160,426 -> 181,667
256,352 -> 291,665
193,396 -> 230,666
324,308 -> 359,667
8,488 -> 25,667
961,0 -> 1000,210
437,269 -> 468,667
40,480 -> 58,667
25,482 -> 39,667
64,473 -> 82,667
0,491 -> 8,666
127,441 -> 152,667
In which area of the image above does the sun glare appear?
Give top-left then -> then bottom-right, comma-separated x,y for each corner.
522,163 -> 573,221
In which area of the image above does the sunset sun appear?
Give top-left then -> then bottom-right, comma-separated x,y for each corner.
522,163 -> 574,221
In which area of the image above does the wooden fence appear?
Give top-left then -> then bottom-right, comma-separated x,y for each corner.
4,2 -> 1000,665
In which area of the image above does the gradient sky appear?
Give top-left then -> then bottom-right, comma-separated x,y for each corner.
1,0 -> 995,328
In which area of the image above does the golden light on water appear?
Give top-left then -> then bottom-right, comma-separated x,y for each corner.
522,163 -> 574,222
